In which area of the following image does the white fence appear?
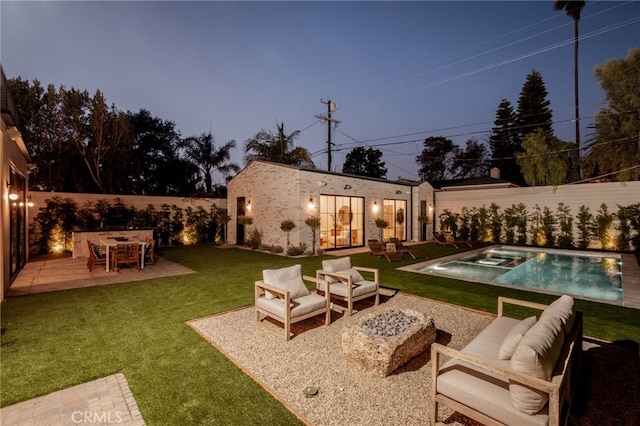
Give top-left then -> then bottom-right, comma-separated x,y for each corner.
434,181 -> 640,248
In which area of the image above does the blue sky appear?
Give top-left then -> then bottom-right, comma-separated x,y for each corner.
2,1 -> 638,182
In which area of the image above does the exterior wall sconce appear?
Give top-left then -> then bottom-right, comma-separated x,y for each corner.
7,183 -> 18,201
308,197 -> 315,210
428,203 -> 433,212
27,194 -> 34,207
246,200 -> 251,211
395,190 -> 403,195
318,181 -> 327,187
372,201 -> 379,213
344,184 -> 352,190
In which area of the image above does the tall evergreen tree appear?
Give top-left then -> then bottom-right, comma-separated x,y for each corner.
516,70 -> 554,140
489,99 -> 524,184
451,138 -> 489,179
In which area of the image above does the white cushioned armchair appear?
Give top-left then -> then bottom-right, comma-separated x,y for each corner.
315,256 -> 379,316
255,264 -> 331,340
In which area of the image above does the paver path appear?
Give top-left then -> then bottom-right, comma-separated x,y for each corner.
0,373 -> 144,426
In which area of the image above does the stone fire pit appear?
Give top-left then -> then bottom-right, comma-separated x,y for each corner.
341,307 -> 436,378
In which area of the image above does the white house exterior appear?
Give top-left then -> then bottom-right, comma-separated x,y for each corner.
226,161 -> 434,251
1,66 -> 32,299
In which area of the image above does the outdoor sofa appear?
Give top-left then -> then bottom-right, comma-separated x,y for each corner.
431,295 -> 582,426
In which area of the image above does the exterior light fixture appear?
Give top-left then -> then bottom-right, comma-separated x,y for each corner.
372,201 -> 379,213
308,197 -> 315,210
27,195 -> 34,207
246,200 -> 251,211
344,184 -> 352,190
428,203 -> 433,212
7,182 -> 18,200
396,190 -> 403,194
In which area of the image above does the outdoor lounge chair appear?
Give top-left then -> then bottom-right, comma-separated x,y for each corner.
432,232 -> 461,249
86,240 -> 107,272
316,256 -> 379,316
368,239 -> 404,262
388,237 -> 427,259
255,264 -> 331,340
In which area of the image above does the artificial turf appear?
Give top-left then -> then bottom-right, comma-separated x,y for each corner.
1,244 -> 638,425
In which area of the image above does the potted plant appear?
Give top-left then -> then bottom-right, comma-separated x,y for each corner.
304,215 -> 321,255
375,217 -> 389,242
280,219 -> 296,255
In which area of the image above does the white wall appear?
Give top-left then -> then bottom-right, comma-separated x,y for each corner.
434,181 -> 640,246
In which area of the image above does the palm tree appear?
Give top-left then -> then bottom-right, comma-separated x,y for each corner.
180,132 -> 240,194
554,0 -> 585,175
244,122 -> 314,167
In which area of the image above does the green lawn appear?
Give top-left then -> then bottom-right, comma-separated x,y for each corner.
1,244 -> 639,425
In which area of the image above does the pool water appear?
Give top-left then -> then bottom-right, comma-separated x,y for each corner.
419,246 -> 623,303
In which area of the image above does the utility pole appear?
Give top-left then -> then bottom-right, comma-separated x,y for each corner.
315,99 -> 341,171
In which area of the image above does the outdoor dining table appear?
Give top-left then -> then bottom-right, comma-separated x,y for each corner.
100,238 -> 148,272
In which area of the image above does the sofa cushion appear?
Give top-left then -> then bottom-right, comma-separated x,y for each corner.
498,316 -> 537,360
262,264 -> 310,300
256,293 -> 326,318
509,315 -> 565,414
539,295 -> 575,334
321,257 -> 352,283
318,280 -> 377,298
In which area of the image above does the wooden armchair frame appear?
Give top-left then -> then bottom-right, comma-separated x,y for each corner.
87,240 -> 107,272
255,275 -> 331,341
316,266 -> 379,316
111,243 -> 140,272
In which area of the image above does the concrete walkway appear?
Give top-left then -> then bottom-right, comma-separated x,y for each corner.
0,373 -> 145,426
8,255 -> 195,296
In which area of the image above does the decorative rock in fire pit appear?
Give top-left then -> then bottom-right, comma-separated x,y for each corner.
341,307 -> 436,377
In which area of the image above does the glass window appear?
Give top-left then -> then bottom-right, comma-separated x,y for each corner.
320,195 -> 363,250
382,199 -> 407,241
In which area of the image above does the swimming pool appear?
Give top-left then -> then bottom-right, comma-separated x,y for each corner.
414,246 -> 623,303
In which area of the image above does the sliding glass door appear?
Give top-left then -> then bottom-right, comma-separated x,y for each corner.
382,199 -> 407,241
319,195 -> 364,250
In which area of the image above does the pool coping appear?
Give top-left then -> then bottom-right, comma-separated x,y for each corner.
398,245 -> 640,310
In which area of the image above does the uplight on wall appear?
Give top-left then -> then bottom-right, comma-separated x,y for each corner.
372,201 -> 379,213
308,197 -> 315,211
246,200 -> 252,211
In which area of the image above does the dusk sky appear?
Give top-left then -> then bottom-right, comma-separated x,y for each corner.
2,1 -> 638,182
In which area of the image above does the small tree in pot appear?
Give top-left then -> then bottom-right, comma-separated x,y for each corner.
375,217 -> 389,242
280,219 -> 296,256
305,215 -> 321,255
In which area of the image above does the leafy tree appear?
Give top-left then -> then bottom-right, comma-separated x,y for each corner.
305,215 -> 321,255
416,136 -> 455,181
342,147 -> 387,178
489,99 -> 524,185
541,206 -> 556,247
180,132 -> 240,194
516,70 -> 554,140
128,109 -> 197,195
554,1 -> 585,162
556,202 -> 574,248
244,122 -> 314,167
576,205 -> 592,249
583,48 -> 640,181
451,137 -> 489,179
488,203 -> 502,243
517,129 -> 577,186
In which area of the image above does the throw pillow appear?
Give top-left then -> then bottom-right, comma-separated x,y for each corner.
337,268 -> 365,285
498,316 -> 537,360
321,257 -> 352,283
262,264 -> 309,300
